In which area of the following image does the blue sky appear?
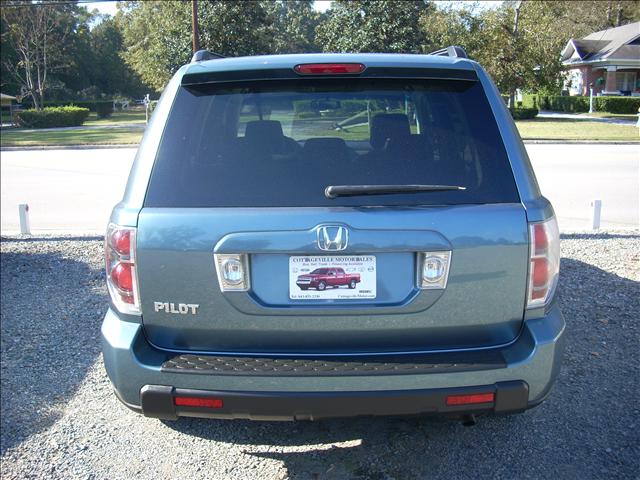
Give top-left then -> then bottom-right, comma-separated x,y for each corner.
85,1 -> 503,17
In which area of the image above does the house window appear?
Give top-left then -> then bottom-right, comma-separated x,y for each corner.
616,72 -> 637,92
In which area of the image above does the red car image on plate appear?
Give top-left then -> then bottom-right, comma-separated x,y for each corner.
296,267 -> 361,291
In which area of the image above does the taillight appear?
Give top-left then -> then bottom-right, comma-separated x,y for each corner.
105,224 -> 140,314
293,63 -> 366,75
527,218 -> 560,308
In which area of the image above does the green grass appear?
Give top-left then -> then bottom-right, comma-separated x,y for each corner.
515,118 -> 639,141
84,109 -> 147,126
578,112 -> 638,121
0,127 -> 143,146
0,109 -> 146,146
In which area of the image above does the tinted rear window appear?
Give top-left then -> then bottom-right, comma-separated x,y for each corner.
145,77 -> 519,207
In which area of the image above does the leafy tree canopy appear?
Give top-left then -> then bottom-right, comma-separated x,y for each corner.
118,0 -> 273,91
316,0 -> 434,53
265,0 -> 325,53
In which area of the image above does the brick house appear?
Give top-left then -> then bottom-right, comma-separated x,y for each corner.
561,21 -> 640,96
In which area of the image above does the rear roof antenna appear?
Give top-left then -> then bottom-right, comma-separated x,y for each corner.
191,50 -> 225,63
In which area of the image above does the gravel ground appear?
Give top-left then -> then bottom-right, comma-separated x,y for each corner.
1,233 -> 638,479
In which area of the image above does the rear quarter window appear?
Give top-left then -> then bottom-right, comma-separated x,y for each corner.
144,76 -> 519,207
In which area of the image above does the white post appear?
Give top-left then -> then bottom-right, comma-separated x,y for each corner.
590,199 -> 602,231
144,93 -> 150,124
18,204 -> 31,234
589,86 -> 594,113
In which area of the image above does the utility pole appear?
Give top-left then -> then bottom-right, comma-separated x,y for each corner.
509,1 -> 523,109
513,0 -> 522,34
192,0 -> 200,54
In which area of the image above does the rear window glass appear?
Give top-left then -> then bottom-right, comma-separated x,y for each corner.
145,78 -> 519,207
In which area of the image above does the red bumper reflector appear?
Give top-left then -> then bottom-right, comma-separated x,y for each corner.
174,396 -> 223,408
446,392 -> 495,406
294,63 -> 366,75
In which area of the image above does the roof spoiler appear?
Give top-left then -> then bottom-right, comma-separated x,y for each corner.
191,50 -> 225,63
428,46 -> 468,59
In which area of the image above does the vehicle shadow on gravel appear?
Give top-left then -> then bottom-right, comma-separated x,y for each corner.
0,247 -> 107,455
163,256 -> 639,479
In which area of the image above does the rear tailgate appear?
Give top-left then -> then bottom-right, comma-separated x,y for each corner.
136,204 -> 528,353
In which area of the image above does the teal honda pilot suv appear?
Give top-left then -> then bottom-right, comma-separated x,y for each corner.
102,47 -> 565,423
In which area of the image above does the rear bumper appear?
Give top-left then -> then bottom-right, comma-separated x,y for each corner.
102,304 -> 565,420
138,381 -> 528,421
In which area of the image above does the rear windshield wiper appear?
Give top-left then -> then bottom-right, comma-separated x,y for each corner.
325,184 -> 466,199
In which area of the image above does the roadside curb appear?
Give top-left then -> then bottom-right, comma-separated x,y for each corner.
1,144 -> 138,151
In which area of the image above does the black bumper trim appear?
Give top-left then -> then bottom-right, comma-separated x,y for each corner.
139,380 -> 529,421
161,350 -> 506,377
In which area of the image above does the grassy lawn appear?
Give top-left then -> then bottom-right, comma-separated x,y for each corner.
1,109 -> 146,146
515,118 -> 639,141
0,127 -> 143,146
84,109 -> 147,126
577,112 -> 638,121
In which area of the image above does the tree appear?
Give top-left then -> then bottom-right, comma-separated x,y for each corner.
568,0 -> 640,32
118,1 -> 273,91
265,0 -> 324,53
316,0 -> 434,53
419,2 -> 486,55
87,17 -> 147,98
421,0 -> 640,98
473,3 -> 533,102
0,1 -> 78,109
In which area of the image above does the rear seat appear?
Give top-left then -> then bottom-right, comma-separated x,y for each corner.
302,137 -> 354,163
369,113 -> 411,151
243,120 -> 300,157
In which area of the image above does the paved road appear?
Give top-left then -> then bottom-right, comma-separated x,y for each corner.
1,144 -> 638,234
527,144 -> 639,231
1,148 -> 133,233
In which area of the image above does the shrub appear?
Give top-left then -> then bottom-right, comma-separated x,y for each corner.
523,94 -> 640,114
95,101 -> 114,118
509,107 -> 538,120
549,96 -> 589,113
15,106 -> 90,128
42,99 -> 113,113
521,94 -> 587,112
293,100 -> 317,115
594,96 -> 640,114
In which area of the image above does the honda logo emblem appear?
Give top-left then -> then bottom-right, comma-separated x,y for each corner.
317,225 -> 349,251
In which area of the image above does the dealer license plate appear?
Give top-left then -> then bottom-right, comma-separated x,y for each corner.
289,255 -> 376,300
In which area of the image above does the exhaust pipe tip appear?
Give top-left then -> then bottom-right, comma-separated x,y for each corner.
461,414 -> 477,427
